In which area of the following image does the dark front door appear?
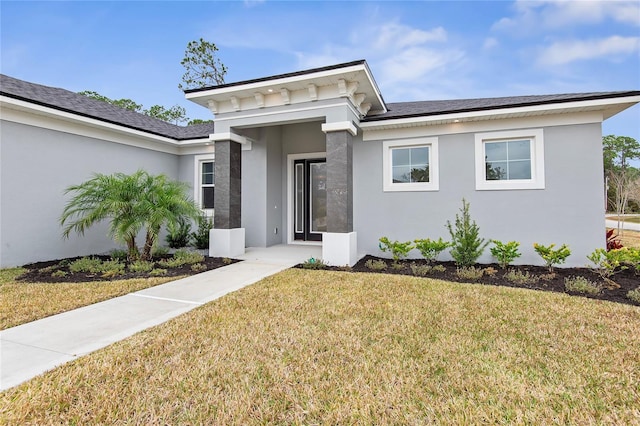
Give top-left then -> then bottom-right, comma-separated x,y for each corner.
294,159 -> 326,241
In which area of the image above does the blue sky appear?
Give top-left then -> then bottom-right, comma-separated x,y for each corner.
2,0 -> 639,144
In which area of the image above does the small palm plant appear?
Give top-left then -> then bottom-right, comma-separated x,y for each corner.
61,170 -> 200,261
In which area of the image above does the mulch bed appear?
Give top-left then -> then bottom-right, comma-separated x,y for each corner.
296,255 -> 640,307
17,254 -> 239,283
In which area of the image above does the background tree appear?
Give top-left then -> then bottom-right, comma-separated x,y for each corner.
178,38 -> 227,90
143,105 -> 188,125
602,135 -> 640,228
78,91 -> 143,112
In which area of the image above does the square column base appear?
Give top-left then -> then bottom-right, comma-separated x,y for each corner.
209,228 -> 245,258
322,232 -> 358,266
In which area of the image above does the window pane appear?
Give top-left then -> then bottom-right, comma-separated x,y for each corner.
485,142 -> 507,161
392,166 -> 411,183
202,187 -> 214,209
392,148 -> 410,166
202,162 -> 213,173
508,140 -> 531,160
202,161 -> 214,185
410,147 -> 429,165
295,163 -> 303,233
411,166 -> 429,182
310,162 -> 327,233
508,160 -> 531,179
486,161 -> 508,180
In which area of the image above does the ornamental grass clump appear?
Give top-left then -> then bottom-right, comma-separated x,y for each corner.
364,259 -> 387,271
456,266 -> 484,280
533,243 -> 571,272
504,269 -> 539,285
446,199 -> 489,267
413,238 -> 449,263
490,240 -> 521,269
564,276 -> 601,295
627,288 -> 640,304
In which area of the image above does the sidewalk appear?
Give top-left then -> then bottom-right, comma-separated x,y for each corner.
605,219 -> 640,232
1,245 -> 321,391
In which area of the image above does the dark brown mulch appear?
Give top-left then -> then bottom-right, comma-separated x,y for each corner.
296,255 -> 640,307
17,254 -> 239,283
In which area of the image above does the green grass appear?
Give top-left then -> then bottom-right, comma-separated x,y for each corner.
608,215 -> 640,224
0,270 -> 183,330
2,269 -> 638,424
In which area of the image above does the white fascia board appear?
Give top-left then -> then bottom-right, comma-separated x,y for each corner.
1,96 -> 178,145
359,95 -> 640,130
362,111 -> 604,141
186,64 -> 367,99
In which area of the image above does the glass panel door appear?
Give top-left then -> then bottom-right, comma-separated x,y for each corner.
293,158 -> 326,242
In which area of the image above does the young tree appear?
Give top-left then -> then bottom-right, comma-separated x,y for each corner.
178,38 -> 227,90
446,199 -> 489,267
603,135 -> 640,226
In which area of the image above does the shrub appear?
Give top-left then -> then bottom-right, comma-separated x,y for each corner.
587,248 -> 627,279
504,270 -> 539,285
158,250 -> 204,268
627,288 -> 640,304
564,276 -> 600,295
100,260 -> 125,276
606,229 -> 623,251
483,266 -> 498,277
151,245 -> 169,257
129,260 -> 155,273
431,264 -> 446,273
379,237 -> 414,263
490,240 -> 521,269
191,263 -> 207,272
166,218 -> 192,248
410,263 -> 433,277
533,243 -> 571,272
365,259 -> 387,271
110,249 -> 128,261
149,268 -> 167,276
191,215 -> 213,249
69,257 -> 104,274
301,258 -> 327,270
446,199 -> 489,267
413,238 -> 449,263
620,247 -> 640,275
456,266 -> 484,280
51,270 -> 68,278
222,257 -> 233,265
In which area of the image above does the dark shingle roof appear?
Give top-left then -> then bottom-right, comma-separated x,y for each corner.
365,91 -> 640,121
0,74 -> 214,140
184,60 -> 367,94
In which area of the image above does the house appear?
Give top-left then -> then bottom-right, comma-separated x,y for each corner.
1,60 -> 638,268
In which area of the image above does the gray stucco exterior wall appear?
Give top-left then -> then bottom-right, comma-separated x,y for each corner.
354,123 -> 605,267
0,120 -> 179,267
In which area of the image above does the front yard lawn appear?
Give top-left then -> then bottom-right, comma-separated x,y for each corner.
1,269 -> 638,424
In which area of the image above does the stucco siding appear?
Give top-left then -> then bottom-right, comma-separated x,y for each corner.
0,120 -> 179,267
354,123 -> 605,267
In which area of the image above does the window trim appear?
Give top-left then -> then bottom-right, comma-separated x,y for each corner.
383,137 -> 439,192
474,129 -> 545,190
193,154 -> 215,211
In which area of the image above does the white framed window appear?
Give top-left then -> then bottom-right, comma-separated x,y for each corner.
383,137 -> 439,192
474,129 -> 545,190
194,154 -> 215,210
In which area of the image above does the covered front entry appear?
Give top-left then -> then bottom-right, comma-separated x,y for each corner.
293,158 -> 326,242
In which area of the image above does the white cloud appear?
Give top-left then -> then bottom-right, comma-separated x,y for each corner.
483,37 -> 498,50
493,0 -> 640,31
537,35 -> 640,66
373,23 -> 446,50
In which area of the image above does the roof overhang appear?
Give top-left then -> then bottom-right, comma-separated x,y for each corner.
359,95 -> 640,131
185,61 -> 387,118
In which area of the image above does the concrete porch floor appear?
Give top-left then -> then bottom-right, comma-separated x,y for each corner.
1,244 -> 321,391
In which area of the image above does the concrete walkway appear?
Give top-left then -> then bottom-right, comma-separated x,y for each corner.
0,244 -> 321,391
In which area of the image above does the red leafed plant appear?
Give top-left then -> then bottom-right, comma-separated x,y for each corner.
606,229 -> 624,251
